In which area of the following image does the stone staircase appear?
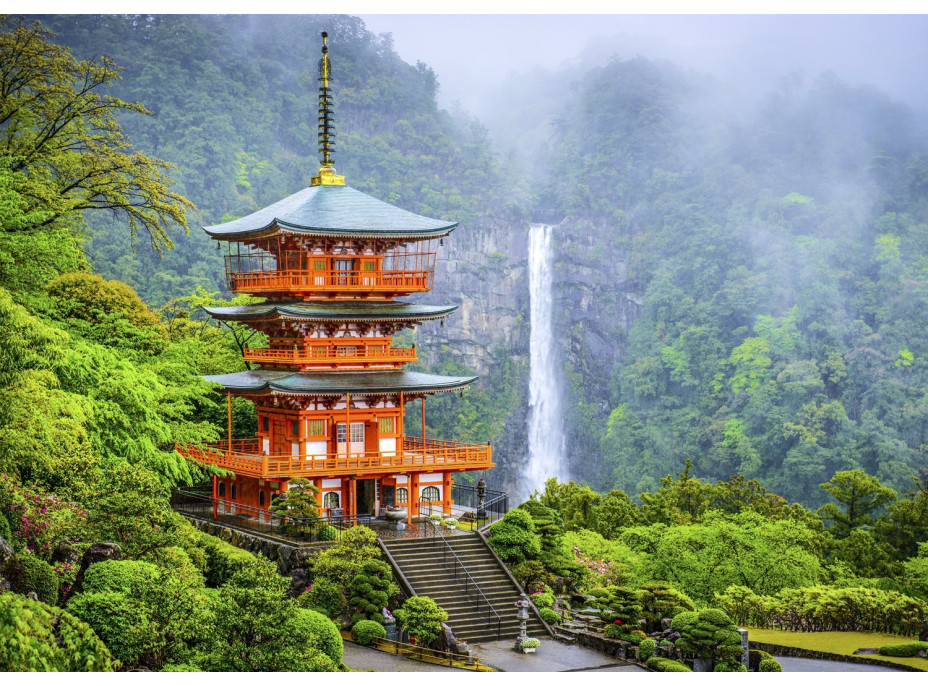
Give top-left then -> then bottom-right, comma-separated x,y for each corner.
382,533 -> 548,645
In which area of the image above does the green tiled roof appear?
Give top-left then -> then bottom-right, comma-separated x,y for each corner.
203,370 -> 476,395
204,184 -> 457,239
203,301 -> 457,322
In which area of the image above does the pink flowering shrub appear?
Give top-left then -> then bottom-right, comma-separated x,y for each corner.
573,545 -> 633,587
1,475 -> 86,559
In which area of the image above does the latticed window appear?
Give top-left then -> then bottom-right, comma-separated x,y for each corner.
307,419 -> 325,437
323,491 -> 340,509
336,424 -> 347,443
421,486 -> 440,502
292,420 -> 299,436
313,260 -> 325,271
362,260 -> 376,271
350,423 -> 364,443
378,417 -> 394,435
396,487 -> 408,504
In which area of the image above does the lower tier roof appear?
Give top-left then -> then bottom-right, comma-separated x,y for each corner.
203,369 -> 476,396
203,301 -> 457,322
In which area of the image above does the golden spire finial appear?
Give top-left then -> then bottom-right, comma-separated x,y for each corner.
311,30 -> 345,186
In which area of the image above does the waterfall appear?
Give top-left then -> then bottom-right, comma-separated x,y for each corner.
523,223 -> 568,502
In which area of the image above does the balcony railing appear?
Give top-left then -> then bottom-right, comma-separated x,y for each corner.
243,344 -> 417,368
176,436 -> 493,479
227,268 -> 432,296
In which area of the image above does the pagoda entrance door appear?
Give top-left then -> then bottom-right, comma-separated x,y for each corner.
336,422 -> 365,457
357,479 -> 377,515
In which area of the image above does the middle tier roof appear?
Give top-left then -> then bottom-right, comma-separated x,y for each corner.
204,369 -> 477,395
203,301 -> 457,323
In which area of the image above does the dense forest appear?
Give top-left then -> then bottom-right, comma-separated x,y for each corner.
1,13 -> 928,672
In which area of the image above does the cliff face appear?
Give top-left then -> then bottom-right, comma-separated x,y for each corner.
419,214 -> 643,492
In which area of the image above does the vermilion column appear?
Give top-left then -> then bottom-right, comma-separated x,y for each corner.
212,474 -> 218,520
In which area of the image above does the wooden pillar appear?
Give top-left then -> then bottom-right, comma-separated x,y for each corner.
442,472 -> 452,515
312,479 -> 322,509
227,391 -> 232,452
410,473 -> 420,519
405,474 -> 412,528
349,477 -> 357,519
421,396 -> 426,446
399,392 -> 405,461
212,474 -> 218,520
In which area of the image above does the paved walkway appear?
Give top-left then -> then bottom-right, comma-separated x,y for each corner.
470,638 -> 647,672
778,657 -> 907,672
342,642 -> 462,672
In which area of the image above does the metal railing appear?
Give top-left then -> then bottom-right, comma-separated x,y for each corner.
170,488 -> 372,543
427,533 -> 502,641
371,638 -> 490,671
176,436 -> 493,479
450,484 -> 509,527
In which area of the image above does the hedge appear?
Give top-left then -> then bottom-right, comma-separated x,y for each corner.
877,642 -> 928,657
539,607 -> 560,625
293,608 -> 343,663
8,554 -> 60,605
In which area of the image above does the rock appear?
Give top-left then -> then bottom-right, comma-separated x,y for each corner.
0,535 -> 14,571
51,540 -> 81,567
71,542 -> 122,595
288,567 -> 310,597
920,621 -> 928,642
853,648 -> 879,655
667,631 -> 681,641
661,618 -> 673,631
918,651 -> 927,659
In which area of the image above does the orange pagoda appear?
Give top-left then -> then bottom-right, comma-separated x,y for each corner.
176,33 -> 492,526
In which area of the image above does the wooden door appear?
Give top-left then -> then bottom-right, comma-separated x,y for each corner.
336,422 -> 365,456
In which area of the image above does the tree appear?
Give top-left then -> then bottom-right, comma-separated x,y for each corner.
348,559 -> 394,625
486,508 -> 541,565
394,596 -> 447,647
270,477 -> 320,534
818,470 -> 898,538
0,17 -> 194,253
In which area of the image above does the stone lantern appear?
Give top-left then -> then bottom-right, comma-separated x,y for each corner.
514,596 -> 531,651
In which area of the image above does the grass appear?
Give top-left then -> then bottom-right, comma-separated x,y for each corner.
748,627 -> 928,671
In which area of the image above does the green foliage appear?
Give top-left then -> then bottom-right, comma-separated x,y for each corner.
202,558 -> 340,671
352,619 -> 387,646
487,508 -> 541,565
528,583 -> 556,609
520,637 -> 540,649
589,585 -> 642,626
0,592 -> 117,671
511,560 -> 556,590
639,637 -> 656,662
297,577 -> 344,619
563,529 -> 640,589
539,607 -> 561,625
67,591 -> 157,668
818,470 -> 898,538
6,554 -> 61,605
309,525 -> 381,588
48,273 -> 160,328
671,608 -> 744,664
394,596 -> 448,647
877,642 -> 928,657
638,584 -> 695,622
191,530 -> 256,587
270,478 -> 320,534
645,656 -> 692,672
758,658 -> 783,672
348,559 -> 394,625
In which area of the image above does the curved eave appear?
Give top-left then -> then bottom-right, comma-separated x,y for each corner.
202,302 -> 458,323
203,370 -> 477,396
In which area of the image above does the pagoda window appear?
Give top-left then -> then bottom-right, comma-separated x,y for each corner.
218,483 -> 226,498
231,484 -> 237,501
259,491 -> 266,507
307,419 -> 325,438
396,487 -> 408,504
350,423 -> 364,443
335,258 -> 354,285
323,491 -> 340,509
378,417 -> 395,435
262,416 -> 269,432
291,420 -> 299,436
336,345 -> 357,357
421,486 -> 440,502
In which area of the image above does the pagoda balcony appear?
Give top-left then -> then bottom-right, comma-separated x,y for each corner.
242,344 -> 417,369
176,436 -> 493,479
226,268 -> 433,298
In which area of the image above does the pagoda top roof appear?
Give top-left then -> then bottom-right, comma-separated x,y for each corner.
203,301 -> 457,323
203,369 -> 476,396
204,184 -> 457,240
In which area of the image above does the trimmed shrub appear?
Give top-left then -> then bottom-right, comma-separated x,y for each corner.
646,657 -> 692,672
293,608 -> 343,664
528,582 -> 556,609
297,577 -> 344,619
161,663 -> 202,672
512,560 -> 556,589
539,607 -> 560,625
671,608 -> 744,664
193,531 -> 255,587
714,661 -> 747,672
348,559 -> 393,624
589,585 -> 641,626
83,559 -> 159,595
487,509 -> 541,564
319,525 -> 338,542
638,583 -> 695,621
67,591 -> 155,667
352,619 -> 387,646
877,642 -> 928,657
394,596 -> 448,647
640,638 -> 656,662
8,554 -> 60,605
759,658 -> 783,672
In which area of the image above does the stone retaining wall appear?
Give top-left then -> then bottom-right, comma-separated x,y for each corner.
750,641 -> 923,673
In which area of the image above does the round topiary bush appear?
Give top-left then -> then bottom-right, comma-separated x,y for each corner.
292,608 -> 343,664
671,608 -> 744,664
759,658 -> 783,672
8,554 -> 60,605
352,619 -> 387,646
640,638 -> 656,662
297,577 -> 343,619
394,596 -> 448,647
646,656 -> 692,672
539,607 -> 560,625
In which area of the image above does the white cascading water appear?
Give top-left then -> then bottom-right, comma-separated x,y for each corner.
523,223 -> 568,501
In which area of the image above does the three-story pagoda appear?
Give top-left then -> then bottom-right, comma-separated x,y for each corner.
177,32 -> 493,524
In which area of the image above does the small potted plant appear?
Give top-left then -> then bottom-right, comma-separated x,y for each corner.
521,637 -> 540,654
443,518 -> 458,528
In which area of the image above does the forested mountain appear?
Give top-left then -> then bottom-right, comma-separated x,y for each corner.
13,14 -> 928,507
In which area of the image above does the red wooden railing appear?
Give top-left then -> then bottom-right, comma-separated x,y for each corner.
227,268 -> 432,295
243,344 -> 417,367
176,436 -> 493,478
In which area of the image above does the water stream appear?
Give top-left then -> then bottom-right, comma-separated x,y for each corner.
523,223 -> 568,502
